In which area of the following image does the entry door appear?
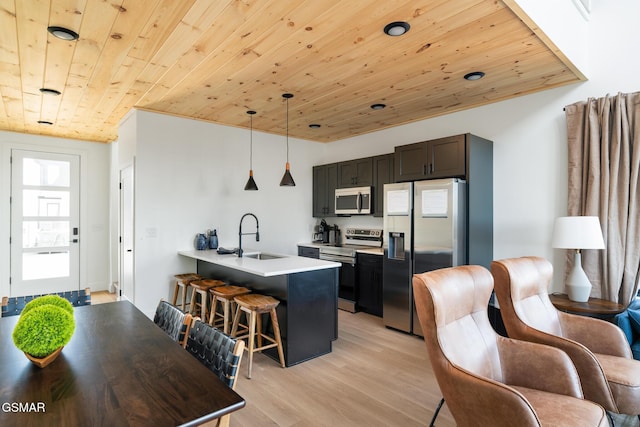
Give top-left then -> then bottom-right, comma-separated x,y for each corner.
120,165 -> 134,302
10,150 -> 80,296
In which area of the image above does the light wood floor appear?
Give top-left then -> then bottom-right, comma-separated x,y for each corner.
92,291 -> 454,426
91,290 -> 118,305
231,310 -> 455,427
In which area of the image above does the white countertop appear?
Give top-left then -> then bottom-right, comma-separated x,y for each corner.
178,249 -> 341,277
298,242 -> 383,256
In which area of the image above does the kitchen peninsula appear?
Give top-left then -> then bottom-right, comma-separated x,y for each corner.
178,249 -> 340,366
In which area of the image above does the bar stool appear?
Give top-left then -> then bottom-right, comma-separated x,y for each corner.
231,293 -> 285,378
172,273 -> 203,312
209,285 -> 251,334
189,279 -> 225,323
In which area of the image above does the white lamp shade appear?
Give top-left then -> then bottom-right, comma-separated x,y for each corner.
551,216 -> 605,250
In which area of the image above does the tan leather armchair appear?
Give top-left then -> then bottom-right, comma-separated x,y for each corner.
413,265 -> 607,427
492,256 -> 640,416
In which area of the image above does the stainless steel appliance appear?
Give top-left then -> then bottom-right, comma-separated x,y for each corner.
317,227 -> 382,313
335,186 -> 372,215
383,178 -> 467,336
313,219 -> 339,244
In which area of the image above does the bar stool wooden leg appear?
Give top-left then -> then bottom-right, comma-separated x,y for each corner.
200,289 -> 208,321
231,305 -> 242,337
270,308 -> 286,368
256,313 -> 263,350
189,289 -> 198,317
222,298 -> 232,334
208,294 -> 219,326
247,309 -> 257,379
182,287 -> 189,312
171,282 -> 180,306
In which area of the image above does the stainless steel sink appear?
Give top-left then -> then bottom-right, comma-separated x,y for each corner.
244,252 -> 285,260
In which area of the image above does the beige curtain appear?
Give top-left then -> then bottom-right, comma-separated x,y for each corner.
564,92 -> 640,305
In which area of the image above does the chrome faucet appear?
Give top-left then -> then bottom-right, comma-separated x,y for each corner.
238,213 -> 259,257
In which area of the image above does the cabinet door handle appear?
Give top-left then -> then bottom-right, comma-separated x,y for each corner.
423,164 -> 427,175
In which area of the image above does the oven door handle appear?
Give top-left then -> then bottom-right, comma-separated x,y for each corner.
319,254 -> 355,266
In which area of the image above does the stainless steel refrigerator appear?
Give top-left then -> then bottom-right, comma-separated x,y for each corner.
382,178 -> 467,336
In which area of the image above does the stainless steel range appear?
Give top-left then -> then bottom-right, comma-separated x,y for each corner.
317,228 -> 382,312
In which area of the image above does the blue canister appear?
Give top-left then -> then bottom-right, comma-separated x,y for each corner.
209,229 -> 218,249
195,233 -> 207,250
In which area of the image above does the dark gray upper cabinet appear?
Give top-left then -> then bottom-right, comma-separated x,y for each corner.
394,134 -> 466,182
337,158 -> 373,188
313,163 -> 338,217
373,154 -> 394,217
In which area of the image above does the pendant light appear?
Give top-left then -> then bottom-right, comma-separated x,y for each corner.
279,93 -> 296,186
244,110 -> 258,191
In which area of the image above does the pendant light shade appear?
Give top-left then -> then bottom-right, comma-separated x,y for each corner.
244,110 -> 258,191
279,93 -> 296,186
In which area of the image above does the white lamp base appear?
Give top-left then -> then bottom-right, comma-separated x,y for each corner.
566,251 -> 592,302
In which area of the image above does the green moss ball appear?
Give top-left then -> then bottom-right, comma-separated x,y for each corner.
21,295 -> 74,316
12,305 -> 76,358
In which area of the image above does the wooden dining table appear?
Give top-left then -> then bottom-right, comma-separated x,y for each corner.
0,300 -> 245,426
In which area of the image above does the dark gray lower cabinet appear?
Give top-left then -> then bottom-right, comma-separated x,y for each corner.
298,246 -> 319,259
357,253 -> 383,317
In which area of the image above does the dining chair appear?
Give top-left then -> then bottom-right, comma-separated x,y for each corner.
1,287 -> 91,317
491,256 -> 640,418
413,265 -> 608,427
184,319 -> 245,427
153,299 -> 192,346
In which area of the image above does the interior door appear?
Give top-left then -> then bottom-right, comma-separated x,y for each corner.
10,150 -> 80,296
120,165 -> 134,302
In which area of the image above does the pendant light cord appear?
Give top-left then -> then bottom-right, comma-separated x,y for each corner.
250,113 -> 253,170
285,96 -> 289,163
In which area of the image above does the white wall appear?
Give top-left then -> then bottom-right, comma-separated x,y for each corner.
0,131 -> 111,297
121,111 -> 325,317
120,1 -> 640,313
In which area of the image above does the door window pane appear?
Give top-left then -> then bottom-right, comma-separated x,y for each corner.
22,190 -> 70,217
22,252 -> 69,280
22,221 -> 69,248
22,158 -> 70,187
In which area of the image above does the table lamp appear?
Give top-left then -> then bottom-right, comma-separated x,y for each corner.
551,216 -> 605,302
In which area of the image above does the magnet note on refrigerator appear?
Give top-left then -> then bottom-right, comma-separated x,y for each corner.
422,189 -> 448,217
387,189 -> 410,215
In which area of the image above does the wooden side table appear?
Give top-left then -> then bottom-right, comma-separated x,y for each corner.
549,293 -> 626,320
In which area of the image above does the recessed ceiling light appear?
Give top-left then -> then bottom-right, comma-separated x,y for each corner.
383,21 -> 410,37
309,124 -> 321,129
47,26 -> 79,41
39,88 -> 61,96
37,120 -> 53,125
370,103 -> 386,110
464,71 -> 485,81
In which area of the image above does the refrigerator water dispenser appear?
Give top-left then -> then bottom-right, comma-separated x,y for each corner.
388,232 -> 405,260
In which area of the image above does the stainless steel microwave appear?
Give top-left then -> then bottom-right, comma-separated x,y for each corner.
335,186 -> 372,215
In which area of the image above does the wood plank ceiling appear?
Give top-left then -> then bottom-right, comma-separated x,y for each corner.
0,0 -> 584,144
